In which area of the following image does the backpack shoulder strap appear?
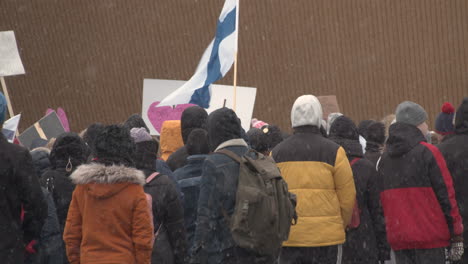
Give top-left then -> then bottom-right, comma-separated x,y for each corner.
146,172 -> 160,184
350,158 -> 361,166
216,149 -> 242,164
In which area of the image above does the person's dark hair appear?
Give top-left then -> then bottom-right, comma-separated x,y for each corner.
366,122 -> 386,145
83,123 -> 105,155
50,132 -> 88,170
358,120 -> 375,139
265,125 -> 284,150
186,129 -> 210,156
95,125 -> 135,166
247,128 -> 269,154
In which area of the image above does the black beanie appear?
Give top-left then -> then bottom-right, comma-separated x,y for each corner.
95,125 -> 135,166
186,128 -> 210,155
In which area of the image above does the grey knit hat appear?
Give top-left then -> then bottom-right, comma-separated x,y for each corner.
395,101 -> 428,126
130,127 -> 153,143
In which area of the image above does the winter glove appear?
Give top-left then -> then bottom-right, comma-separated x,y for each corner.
25,240 -> 38,254
449,241 -> 464,261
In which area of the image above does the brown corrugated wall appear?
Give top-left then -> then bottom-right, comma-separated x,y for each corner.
1,0 -> 467,133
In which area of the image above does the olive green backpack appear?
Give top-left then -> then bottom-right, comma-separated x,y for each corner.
217,149 -> 297,255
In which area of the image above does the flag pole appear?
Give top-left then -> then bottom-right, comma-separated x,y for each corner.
233,51 -> 238,112
0,77 -> 14,118
233,0 -> 239,112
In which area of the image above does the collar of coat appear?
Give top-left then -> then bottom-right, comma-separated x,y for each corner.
70,163 -> 146,185
215,138 -> 248,152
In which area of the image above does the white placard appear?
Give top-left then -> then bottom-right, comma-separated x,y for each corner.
142,79 -> 257,135
0,31 -> 25,77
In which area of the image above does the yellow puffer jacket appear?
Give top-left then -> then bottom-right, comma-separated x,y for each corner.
272,126 -> 356,247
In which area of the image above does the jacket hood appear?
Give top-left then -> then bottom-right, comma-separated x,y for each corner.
133,140 -> 158,171
160,120 -> 184,161
181,106 -> 208,144
291,95 -> 323,128
50,132 -> 88,170
123,114 -> 150,133
455,98 -> 468,134
329,116 -> 363,158
30,148 -> 51,178
207,108 -> 242,151
386,122 -> 426,157
71,163 -> 145,198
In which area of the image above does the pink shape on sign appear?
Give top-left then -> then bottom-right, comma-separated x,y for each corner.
147,102 -> 196,133
45,108 -> 70,132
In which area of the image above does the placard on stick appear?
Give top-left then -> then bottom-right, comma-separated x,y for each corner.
0,31 -> 25,77
317,95 -> 341,119
142,79 -> 257,135
18,112 -> 66,150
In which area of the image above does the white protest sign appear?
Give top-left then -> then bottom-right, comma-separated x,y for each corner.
0,31 -> 25,77
142,79 -> 257,135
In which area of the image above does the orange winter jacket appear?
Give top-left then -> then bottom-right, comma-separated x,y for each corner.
63,163 -> 154,264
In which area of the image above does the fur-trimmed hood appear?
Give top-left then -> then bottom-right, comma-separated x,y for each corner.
70,163 -> 146,199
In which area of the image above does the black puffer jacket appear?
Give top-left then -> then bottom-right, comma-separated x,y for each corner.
439,98 -> 468,244
329,116 -> 390,263
40,133 -> 88,235
133,139 -> 188,264
0,134 -> 48,264
167,106 -> 208,171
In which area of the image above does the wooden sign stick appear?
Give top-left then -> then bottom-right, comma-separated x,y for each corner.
0,77 -> 14,118
233,51 -> 238,112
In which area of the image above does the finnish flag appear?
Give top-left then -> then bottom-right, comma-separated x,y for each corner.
159,0 -> 238,108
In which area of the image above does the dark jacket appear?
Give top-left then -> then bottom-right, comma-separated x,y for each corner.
26,188 -> 63,264
134,140 -> 188,264
173,154 -> 207,247
379,122 -> 463,250
192,107 -> 273,263
191,141 -> 249,263
167,146 -> 189,172
329,116 -> 389,263
438,97 -> 468,244
364,141 -> 382,167
0,134 -> 48,264
40,133 -> 88,236
167,106 -> 208,172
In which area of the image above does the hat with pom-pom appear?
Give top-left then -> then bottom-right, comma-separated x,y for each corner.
435,102 -> 455,135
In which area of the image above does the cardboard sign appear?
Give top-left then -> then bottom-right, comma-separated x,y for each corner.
142,79 -> 257,135
0,31 -> 25,77
18,111 -> 65,150
317,95 -> 341,119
